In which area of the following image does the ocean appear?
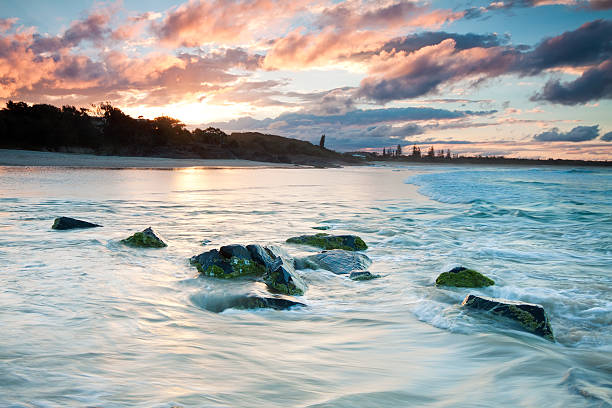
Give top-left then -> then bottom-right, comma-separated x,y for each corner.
1,164 -> 610,407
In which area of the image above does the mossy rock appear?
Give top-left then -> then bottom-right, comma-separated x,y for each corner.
263,258 -> 305,296
286,233 -> 367,251
264,268 -> 303,295
190,246 -> 266,279
462,294 -> 554,341
435,267 -> 494,288
121,227 -> 167,248
349,271 -> 381,281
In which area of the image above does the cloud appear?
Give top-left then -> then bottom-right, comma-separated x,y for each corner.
357,39 -> 517,102
357,19 -> 612,104
153,0 -> 313,47
517,19 -> 612,75
474,0 -> 611,13
206,106 -> 495,150
30,9 -> 114,54
530,59 -> 612,104
263,1 -> 464,70
588,0 -> 612,10
533,125 -> 600,141
0,18 -> 18,32
601,131 -> 612,141
380,31 -> 507,54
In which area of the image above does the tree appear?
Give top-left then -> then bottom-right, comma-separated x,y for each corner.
446,149 -> 451,159
319,134 -> 325,148
382,147 -> 386,156
396,144 -> 402,156
412,145 -> 421,158
427,146 -> 435,158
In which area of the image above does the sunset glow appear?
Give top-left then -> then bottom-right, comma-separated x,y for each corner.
1,0 -> 611,159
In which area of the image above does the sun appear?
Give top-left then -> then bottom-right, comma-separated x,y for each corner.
122,101 -> 257,126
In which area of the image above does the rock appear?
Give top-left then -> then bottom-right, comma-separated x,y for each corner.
121,227 -> 167,248
312,226 -> 331,230
190,249 -> 233,276
247,244 -> 276,270
286,233 -> 367,251
462,294 -> 554,341
52,216 -> 101,230
263,257 -> 306,296
220,244 -> 251,259
197,292 -> 305,313
435,267 -> 494,287
296,249 -> 372,275
349,271 -> 380,281
190,246 -> 265,279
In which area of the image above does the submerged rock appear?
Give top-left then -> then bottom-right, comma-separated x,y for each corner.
121,227 -> 167,248
192,284 -> 306,313
349,271 -> 380,281
435,267 -> 494,287
286,233 -> 367,251
462,294 -> 554,341
219,294 -> 305,312
52,216 -> 101,230
190,246 -> 265,279
296,249 -> 372,275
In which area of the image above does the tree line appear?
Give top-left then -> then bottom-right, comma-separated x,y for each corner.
0,101 -> 230,154
380,144 -> 456,159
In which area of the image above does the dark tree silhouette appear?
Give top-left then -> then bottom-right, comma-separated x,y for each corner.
319,134 -> 325,148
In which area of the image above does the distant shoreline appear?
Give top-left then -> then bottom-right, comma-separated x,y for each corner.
0,149 -> 298,169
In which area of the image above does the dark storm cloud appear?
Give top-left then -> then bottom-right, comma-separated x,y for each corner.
533,125 -> 600,141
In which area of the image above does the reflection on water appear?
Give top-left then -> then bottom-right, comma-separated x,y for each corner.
0,164 -> 610,407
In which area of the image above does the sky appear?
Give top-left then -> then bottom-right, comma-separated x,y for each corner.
1,0 -> 611,159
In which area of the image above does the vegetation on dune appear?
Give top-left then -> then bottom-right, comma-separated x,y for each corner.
0,101 -> 356,166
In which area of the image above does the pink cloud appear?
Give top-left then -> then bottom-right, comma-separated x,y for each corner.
153,0 -> 316,47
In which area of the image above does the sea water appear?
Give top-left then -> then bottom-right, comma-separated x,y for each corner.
0,164 -> 610,407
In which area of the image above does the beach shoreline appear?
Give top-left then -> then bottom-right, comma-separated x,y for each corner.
0,149 -> 299,169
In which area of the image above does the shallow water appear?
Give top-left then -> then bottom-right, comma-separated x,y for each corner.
0,164 -> 611,407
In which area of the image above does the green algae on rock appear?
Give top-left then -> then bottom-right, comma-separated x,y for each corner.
435,266 -> 494,288
286,233 -> 367,251
190,245 -> 265,279
349,271 -> 380,281
263,258 -> 304,295
121,227 -> 167,248
52,216 -> 101,230
462,294 -> 554,341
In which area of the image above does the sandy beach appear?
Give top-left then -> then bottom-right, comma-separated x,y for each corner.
0,149 -> 296,169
